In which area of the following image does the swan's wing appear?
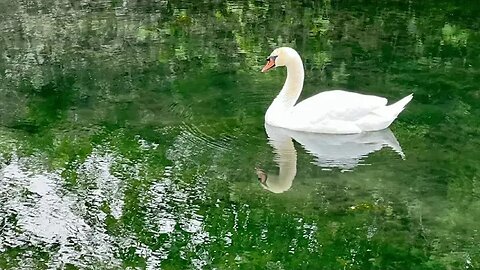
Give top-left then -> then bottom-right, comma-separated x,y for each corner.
292,90 -> 388,122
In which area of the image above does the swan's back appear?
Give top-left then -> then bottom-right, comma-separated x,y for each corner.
286,90 -> 413,133
293,90 -> 387,121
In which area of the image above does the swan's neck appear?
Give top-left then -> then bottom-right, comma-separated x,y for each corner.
266,56 -> 304,123
281,60 -> 304,107
264,132 -> 297,193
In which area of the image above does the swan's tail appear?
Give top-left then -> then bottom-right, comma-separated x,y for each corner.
359,93 -> 413,131
384,93 -> 413,118
381,129 -> 405,159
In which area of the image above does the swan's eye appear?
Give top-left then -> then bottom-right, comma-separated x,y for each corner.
267,55 -> 278,62
261,56 -> 278,72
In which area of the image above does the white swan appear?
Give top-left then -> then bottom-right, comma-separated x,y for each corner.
256,124 -> 404,193
261,47 -> 413,134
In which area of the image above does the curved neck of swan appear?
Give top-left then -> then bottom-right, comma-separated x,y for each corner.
262,126 -> 297,193
265,55 -> 304,126
275,56 -> 305,109
264,139 -> 297,193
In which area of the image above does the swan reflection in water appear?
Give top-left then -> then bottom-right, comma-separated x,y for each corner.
256,124 -> 405,193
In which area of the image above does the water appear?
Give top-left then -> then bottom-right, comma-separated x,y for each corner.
0,0 -> 479,269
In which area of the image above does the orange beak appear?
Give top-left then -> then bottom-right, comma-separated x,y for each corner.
255,168 -> 268,185
261,57 -> 276,72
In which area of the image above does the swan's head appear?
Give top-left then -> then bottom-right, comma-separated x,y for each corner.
261,47 -> 301,72
255,167 -> 294,194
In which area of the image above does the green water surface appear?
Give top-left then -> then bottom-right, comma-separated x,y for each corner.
0,0 -> 479,269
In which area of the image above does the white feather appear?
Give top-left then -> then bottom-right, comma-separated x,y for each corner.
263,47 -> 413,134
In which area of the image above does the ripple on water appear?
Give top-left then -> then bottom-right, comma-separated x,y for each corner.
0,123 -> 238,269
139,127 -> 225,267
0,154 -> 121,268
180,123 -> 234,152
77,149 -> 125,220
